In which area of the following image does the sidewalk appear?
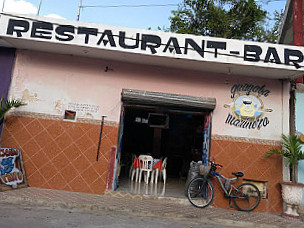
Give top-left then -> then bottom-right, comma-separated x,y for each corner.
0,187 -> 303,228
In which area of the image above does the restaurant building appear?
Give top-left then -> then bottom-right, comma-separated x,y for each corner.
1,12 -> 304,213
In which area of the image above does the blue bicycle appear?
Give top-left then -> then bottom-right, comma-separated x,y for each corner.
187,160 -> 261,211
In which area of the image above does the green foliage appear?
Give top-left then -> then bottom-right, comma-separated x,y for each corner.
257,10 -> 284,43
265,134 -> 304,183
0,97 -> 25,122
169,0 -> 283,43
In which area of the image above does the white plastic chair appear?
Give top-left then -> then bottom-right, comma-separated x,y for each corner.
160,157 -> 167,184
138,155 -> 153,184
151,159 -> 162,184
130,155 -> 140,182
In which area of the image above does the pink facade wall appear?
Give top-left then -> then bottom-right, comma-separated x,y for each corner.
9,50 -> 288,141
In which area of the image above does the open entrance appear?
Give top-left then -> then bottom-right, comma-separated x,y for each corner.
113,89 -> 215,198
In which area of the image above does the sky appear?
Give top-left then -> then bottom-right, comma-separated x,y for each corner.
0,0 -> 287,30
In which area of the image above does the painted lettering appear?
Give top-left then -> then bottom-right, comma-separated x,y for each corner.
264,47 -> 281,64
225,114 -> 270,130
31,21 -> 53,39
55,25 -> 75,41
0,148 -> 19,157
230,84 -> 270,99
244,45 -> 262,62
207,41 -> 226,58
78,27 -> 98,44
141,34 -> 161,54
97,30 -> 116,47
1,171 -> 23,183
163,37 -> 182,54
6,19 -> 29,37
184,39 -> 205,58
119,32 -> 139,49
3,17 -> 304,69
284,49 -> 303,67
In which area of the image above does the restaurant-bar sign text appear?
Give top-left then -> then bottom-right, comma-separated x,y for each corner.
1,14 -> 304,70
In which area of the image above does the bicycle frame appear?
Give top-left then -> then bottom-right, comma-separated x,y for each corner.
187,161 -> 260,211
214,172 -> 234,196
213,172 -> 249,200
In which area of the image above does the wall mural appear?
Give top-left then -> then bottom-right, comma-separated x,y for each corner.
224,84 -> 272,130
202,113 -> 211,164
0,148 -> 24,188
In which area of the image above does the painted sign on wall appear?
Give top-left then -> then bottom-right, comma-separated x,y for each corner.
0,147 -> 24,188
67,102 -> 99,113
1,14 -> 304,71
224,84 -> 272,130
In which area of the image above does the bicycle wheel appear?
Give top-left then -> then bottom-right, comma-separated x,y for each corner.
187,177 -> 214,208
232,183 -> 261,211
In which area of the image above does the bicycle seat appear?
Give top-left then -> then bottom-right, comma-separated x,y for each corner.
232,172 -> 244,177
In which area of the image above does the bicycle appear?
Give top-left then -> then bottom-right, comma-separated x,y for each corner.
187,160 -> 261,211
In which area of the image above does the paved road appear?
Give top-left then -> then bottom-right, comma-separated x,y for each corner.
0,202 -> 235,228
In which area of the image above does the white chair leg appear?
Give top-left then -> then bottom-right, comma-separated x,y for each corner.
129,166 -> 133,178
130,180 -> 135,193
153,183 -> 157,195
145,183 -> 149,194
131,168 -> 135,181
144,172 -> 147,183
161,184 -> 166,196
155,169 -> 159,184
163,170 -> 166,184
138,170 -> 142,183
146,171 -> 150,184
150,183 -> 154,194
150,170 -> 155,184
135,168 -> 139,182
136,181 -> 140,194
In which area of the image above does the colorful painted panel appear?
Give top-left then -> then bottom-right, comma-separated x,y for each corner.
224,84 -> 272,130
202,113 -> 211,164
0,147 -> 26,189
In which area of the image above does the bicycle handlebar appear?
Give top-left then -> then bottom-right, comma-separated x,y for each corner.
208,160 -> 223,167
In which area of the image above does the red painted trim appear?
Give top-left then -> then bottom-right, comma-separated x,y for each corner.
293,0 -> 303,46
106,146 -> 116,191
294,77 -> 303,83
293,0 -> 303,83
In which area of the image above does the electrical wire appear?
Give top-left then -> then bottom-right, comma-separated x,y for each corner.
81,4 -> 179,9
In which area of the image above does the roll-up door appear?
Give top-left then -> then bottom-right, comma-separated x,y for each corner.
121,89 -> 216,111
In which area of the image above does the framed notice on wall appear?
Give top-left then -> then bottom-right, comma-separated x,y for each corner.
243,179 -> 268,199
0,147 -> 28,191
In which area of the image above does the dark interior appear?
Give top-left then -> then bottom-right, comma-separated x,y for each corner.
119,106 -> 206,179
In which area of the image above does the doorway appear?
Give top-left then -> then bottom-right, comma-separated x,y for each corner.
112,89 -> 215,197
116,105 -> 209,198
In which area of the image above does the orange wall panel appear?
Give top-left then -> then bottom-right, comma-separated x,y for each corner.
1,114 -> 118,194
210,139 -> 283,213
